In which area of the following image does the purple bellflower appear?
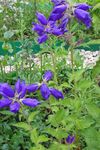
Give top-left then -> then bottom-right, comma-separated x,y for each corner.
51,0 -> 66,6
26,84 -> 39,93
75,3 -> 92,11
49,4 -> 68,22
74,3 -> 92,28
50,88 -> 64,99
32,7 -> 69,44
40,83 -> 51,100
32,12 -> 63,44
0,79 -> 40,113
26,70 -> 64,100
40,70 -> 64,100
66,135 -> 75,144
43,70 -> 53,82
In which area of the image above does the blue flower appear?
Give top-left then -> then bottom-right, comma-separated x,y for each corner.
0,79 -> 40,113
75,3 -> 92,11
74,8 -> 92,28
43,70 -> 53,82
32,11 -> 67,44
40,83 -> 51,100
26,84 -> 39,93
51,0 -> 66,6
50,88 -> 64,99
66,135 -> 75,144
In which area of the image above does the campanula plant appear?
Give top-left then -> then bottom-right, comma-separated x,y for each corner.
1,1 -> 99,150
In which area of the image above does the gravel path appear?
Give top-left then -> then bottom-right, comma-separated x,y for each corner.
0,50 -> 100,73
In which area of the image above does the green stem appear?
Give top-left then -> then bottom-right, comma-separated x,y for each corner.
50,52 -> 58,86
70,47 -> 74,73
40,53 -> 43,81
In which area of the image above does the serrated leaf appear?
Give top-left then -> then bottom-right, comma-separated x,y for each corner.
92,3 -> 100,11
12,122 -> 31,131
28,111 -> 39,122
48,109 -> 65,127
86,104 -> 100,119
38,135 -> 49,143
44,128 -> 67,140
76,117 -> 94,130
30,129 -> 38,145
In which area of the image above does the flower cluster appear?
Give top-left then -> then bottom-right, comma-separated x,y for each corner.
32,1 -> 92,44
0,71 -> 64,113
0,79 -> 40,113
27,70 -> 64,100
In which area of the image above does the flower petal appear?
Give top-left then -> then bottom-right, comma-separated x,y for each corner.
0,99 -> 12,108
40,83 -> 50,100
66,135 -> 75,144
19,81 -> 26,99
26,84 -> 39,93
52,28 -> 62,36
43,70 -> 53,81
50,88 -> 64,99
36,12 -> 48,25
0,83 -> 14,98
51,0 -> 66,6
76,3 -> 92,11
52,4 -> 67,13
22,98 -> 40,107
74,8 -> 92,28
10,102 -> 20,113
49,12 -> 63,21
38,34 -> 48,44
33,24 -> 45,32
15,79 -> 22,94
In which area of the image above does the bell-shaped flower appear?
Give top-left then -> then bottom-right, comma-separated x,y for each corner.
40,83 -> 51,100
43,70 -> 53,82
50,88 -> 64,99
10,102 -> 20,113
36,12 -> 48,25
22,98 -> 40,107
0,83 -> 14,98
26,84 -> 39,93
51,0 -> 66,6
74,8 -> 92,28
66,135 -> 75,144
38,34 -> 48,44
0,79 -> 40,113
49,12 -> 64,21
58,16 -> 69,33
75,3 -> 92,11
0,99 -> 12,108
52,4 -> 67,14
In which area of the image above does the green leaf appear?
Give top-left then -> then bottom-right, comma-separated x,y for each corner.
82,127 -> 100,150
38,135 -> 49,143
49,142 -> 72,150
86,104 -> 100,119
0,110 -> 14,116
30,129 -> 38,145
30,144 -> 46,150
12,122 -> 31,131
86,39 -> 100,45
48,109 -> 65,127
44,128 -> 67,140
92,3 -> 100,11
28,111 -> 39,122
92,59 -> 100,77
76,117 -> 94,130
